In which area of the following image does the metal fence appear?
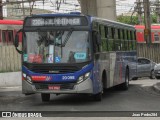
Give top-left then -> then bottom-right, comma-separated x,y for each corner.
0,45 -> 21,72
137,43 -> 160,63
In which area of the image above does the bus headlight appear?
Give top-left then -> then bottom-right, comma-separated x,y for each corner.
77,72 -> 90,84
22,73 -> 27,78
26,76 -> 32,84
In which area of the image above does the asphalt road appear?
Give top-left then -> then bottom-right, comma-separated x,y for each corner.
0,79 -> 160,117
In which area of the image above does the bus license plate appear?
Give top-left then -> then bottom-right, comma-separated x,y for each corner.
48,86 -> 60,90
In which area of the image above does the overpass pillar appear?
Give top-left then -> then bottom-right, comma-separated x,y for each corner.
80,0 -> 116,21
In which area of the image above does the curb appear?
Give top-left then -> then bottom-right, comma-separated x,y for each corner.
152,83 -> 160,94
0,86 -> 21,91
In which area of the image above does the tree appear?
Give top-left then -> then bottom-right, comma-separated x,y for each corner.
117,15 -> 139,25
117,14 -> 159,25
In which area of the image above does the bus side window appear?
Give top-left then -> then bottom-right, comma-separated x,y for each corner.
108,27 -> 115,51
115,28 -> 121,51
126,30 -> 129,51
132,31 -> 136,50
100,25 -> 108,52
130,31 -> 133,50
128,30 -> 132,51
104,26 -> 109,51
121,29 -> 125,51
124,30 -> 129,50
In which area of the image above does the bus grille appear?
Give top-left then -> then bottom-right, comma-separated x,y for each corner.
35,83 -> 75,90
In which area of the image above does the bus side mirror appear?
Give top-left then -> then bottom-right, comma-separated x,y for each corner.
14,29 -> 23,54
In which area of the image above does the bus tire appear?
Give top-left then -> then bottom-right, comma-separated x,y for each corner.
41,93 -> 50,102
93,92 -> 102,101
93,79 -> 103,101
121,69 -> 129,90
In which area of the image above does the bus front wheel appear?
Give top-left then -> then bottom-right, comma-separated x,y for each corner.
41,93 -> 50,102
93,92 -> 102,101
120,69 -> 129,90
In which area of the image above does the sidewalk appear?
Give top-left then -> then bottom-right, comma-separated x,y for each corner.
153,82 -> 160,94
0,72 -> 21,87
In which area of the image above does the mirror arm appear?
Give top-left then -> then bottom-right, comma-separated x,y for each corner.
16,47 -> 23,54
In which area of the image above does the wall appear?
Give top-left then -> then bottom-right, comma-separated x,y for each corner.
0,45 -> 21,72
137,43 -> 160,63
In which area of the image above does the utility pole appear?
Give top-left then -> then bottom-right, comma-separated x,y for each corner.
155,0 -> 160,23
143,0 -> 152,45
135,0 -> 143,24
0,0 -> 3,19
22,0 -> 25,18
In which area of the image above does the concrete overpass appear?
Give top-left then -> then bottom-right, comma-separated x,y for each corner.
79,0 -> 116,20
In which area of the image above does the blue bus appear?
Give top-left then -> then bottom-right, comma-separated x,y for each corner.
14,13 -> 137,102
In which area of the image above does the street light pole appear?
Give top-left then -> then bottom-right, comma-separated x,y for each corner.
22,0 -> 25,18
136,0 -> 143,24
0,0 -> 3,19
143,0 -> 152,45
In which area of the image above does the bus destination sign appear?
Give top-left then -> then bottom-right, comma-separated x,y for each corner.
24,17 -> 88,27
32,18 -> 80,26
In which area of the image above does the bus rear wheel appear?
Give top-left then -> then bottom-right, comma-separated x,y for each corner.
41,93 -> 50,102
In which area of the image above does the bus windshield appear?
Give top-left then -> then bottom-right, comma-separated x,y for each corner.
23,31 -> 91,64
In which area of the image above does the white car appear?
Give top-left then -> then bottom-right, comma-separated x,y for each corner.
154,63 -> 160,79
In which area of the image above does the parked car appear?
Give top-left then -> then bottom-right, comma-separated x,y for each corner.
154,63 -> 160,79
132,57 -> 156,80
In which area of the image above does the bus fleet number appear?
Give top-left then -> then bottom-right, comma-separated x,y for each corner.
62,76 -> 75,80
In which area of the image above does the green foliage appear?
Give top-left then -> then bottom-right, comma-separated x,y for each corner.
117,15 -> 139,25
117,14 -> 158,25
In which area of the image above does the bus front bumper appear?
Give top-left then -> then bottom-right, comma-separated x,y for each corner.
22,78 -> 93,94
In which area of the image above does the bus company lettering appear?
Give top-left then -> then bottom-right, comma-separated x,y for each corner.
31,76 -> 52,81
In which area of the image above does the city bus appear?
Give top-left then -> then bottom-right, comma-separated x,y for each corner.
14,13 -> 137,102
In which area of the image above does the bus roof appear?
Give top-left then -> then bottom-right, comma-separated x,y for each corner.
33,13 -> 83,17
0,20 -> 23,25
92,17 -> 135,30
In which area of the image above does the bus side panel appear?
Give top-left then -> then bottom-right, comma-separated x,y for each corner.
109,52 -> 117,87
99,52 -> 110,89
113,52 -> 124,86
119,51 -> 137,81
